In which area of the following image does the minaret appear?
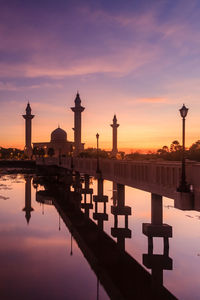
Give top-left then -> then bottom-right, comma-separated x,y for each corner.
23,176 -> 34,224
110,115 -> 119,157
23,102 -> 34,158
71,93 -> 85,156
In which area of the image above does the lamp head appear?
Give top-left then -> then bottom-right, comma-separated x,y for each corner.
179,104 -> 188,118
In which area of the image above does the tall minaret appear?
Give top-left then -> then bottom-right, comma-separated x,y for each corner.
71,93 -> 85,156
110,115 -> 119,157
23,102 -> 34,158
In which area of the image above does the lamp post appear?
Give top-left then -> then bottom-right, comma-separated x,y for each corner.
96,133 -> 100,173
177,104 -> 189,192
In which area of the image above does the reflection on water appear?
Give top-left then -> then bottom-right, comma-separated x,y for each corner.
0,172 -> 200,299
93,178 -> 108,230
23,176 -> 34,224
111,183 -> 132,251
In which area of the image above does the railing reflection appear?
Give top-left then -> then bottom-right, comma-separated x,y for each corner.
111,183 -> 131,251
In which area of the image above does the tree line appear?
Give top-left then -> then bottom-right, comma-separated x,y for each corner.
1,140 -> 200,162
125,140 -> 200,161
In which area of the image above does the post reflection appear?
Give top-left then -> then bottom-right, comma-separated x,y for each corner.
81,174 -> 93,218
93,177 -> 108,230
23,175 -> 34,224
111,183 -> 131,250
143,236 -> 172,288
143,193 -> 173,288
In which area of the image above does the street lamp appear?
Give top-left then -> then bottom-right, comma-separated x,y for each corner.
177,104 -> 189,192
96,133 -> 100,173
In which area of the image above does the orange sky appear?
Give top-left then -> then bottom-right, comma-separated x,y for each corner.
1,1 -> 200,152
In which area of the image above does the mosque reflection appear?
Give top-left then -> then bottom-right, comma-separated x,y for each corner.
30,173 -> 177,300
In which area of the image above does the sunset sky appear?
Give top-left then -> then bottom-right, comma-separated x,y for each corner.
1,0 -> 200,152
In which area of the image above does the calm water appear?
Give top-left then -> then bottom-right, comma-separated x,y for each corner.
0,173 -> 200,299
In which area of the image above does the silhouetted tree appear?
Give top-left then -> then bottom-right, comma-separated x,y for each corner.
0,147 -> 23,159
188,140 -> 200,161
32,147 -> 39,158
78,148 -> 109,158
38,148 -> 45,158
170,140 -> 181,152
47,147 -> 55,157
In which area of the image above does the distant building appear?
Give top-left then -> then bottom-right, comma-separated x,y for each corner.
33,126 -> 74,157
24,93 -> 85,158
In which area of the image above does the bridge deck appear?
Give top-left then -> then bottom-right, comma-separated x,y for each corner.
36,157 -> 200,209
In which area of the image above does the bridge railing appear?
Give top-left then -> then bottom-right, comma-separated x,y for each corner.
36,157 -> 200,200
71,158 -> 182,188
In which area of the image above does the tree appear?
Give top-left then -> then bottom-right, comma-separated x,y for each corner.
170,140 -> 181,152
78,148 -> 109,158
38,148 -> 45,157
32,147 -> 39,158
188,140 -> 200,161
47,147 -> 55,157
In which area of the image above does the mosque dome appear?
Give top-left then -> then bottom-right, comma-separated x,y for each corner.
51,127 -> 67,142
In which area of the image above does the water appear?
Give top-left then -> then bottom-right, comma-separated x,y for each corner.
0,173 -> 200,299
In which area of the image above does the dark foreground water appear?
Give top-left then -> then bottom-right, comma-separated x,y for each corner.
0,174 -> 200,299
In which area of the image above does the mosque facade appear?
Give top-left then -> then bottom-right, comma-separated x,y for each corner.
23,92 -> 120,159
32,126 -> 75,157
23,93 -> 85,158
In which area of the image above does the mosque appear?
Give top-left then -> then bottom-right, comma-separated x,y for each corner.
23,92 -> 120,158
23,93 -> 85,158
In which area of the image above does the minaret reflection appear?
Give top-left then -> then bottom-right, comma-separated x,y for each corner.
93,177 -> 108,230
111,183 -> 131,250
23,176 -> 34,224
143,193 -> 173,287
81,174 -> 93,218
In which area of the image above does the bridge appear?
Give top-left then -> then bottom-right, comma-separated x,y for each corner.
36,157 -> 200,211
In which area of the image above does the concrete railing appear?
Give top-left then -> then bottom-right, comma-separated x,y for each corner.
36,157 -> 200,202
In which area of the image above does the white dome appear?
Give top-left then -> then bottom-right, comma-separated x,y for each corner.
51,127 -> 67,142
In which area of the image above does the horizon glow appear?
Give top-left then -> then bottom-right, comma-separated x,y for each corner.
1,0 -> 200,152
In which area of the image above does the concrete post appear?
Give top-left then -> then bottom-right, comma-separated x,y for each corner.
151,193 -> 163,225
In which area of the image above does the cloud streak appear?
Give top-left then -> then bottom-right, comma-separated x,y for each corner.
138,97 -> 167,103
